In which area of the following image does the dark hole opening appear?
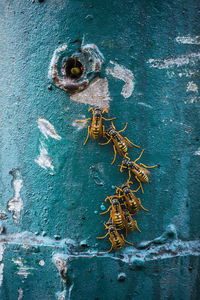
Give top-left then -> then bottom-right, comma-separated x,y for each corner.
63,57 -> 84,79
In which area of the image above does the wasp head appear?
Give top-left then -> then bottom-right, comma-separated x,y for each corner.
122,158 -> 129,167
94,108 -> 102,118
108,225 -> 115,233
112,198 -> 119,206
107,127 -> 117,137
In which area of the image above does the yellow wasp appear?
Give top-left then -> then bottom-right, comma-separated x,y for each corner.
119,149 -> 158,193
100,196 -> 126,231
122,208 -> 141,236
115,181 -> 148,215
100,122 -> 140,165
97,222 -> 134,253
76,107 -> 116,145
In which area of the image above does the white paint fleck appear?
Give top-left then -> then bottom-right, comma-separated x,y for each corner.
175,36 -> 200,45
70,77 -> 110,108
0,245 -> 4,287
12,257 -> 34,279
106,61 -> 135,98
35,141 -> 54,172
148,52 -> 200,69
72,115 -> 88,130
48,44 -> 68,79
18,288 -> 23,300
37,118 -> 62,140
186,81 -> 198,93
194,147 -> 200,155
39,260 -> 45,266
138,102 -> 153,109
7,169 -> 23,225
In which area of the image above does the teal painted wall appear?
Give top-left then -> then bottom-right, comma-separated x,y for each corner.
0,0 -> 199,299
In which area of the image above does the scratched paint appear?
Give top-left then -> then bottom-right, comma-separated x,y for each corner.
7,169 -> 23,225
175,35 -> 200,45
106,61 -> 135,98
148,52 -> 200,69
12,257 -> 34,279
17,288 -> 23,300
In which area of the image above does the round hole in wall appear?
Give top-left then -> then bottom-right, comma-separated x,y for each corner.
63,57 -> 84,80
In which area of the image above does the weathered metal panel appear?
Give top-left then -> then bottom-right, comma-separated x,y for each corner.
0,0 -> 199,299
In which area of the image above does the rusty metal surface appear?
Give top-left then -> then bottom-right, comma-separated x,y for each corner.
0,0 -> 200,299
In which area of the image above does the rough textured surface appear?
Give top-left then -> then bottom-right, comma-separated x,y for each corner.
0,0 -> 199,299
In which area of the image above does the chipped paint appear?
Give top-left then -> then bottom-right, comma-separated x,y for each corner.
194,147 -> 200,155
148,52 -> 200,69
106,61 -> 135,98
48,44 -> 68,79
0,244 -> 4,287
70,77 -> 110,108
12,257 -> 34,279
37,118 -> 62,140
186,81 -> 198,93
7,169 -> 23,225
138,102 -> 153,109
35,141 -> 54,172
39,260 -> 45,266
53,255 -> 67,282
17,288 -> 23,300
175,36 -> 200,45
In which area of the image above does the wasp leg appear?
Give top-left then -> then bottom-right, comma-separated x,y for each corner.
134,149 -> 144,163
102,117 -> 116,121
99,138 -> 112,146
124,137 -> 140,148
139,163 -> 159,169
132,185 -> 141,193
119,164 -> 126,173
83,125 -> 91,146
111,121 -> 116,129
138,198 -> 149,212
100,206 -> 111,215
128,170 -> 132,181
111,145 -> 117,165
76,118 -> 92,123
97,232 -> 109,239
102,106 -> 109,114
115,186 -> 124,194
133,220 -> 141,232
88,107 -> 94,113
135,176 -> 144,194
118,122 -> 128,133
108,239 -> 113,253
121,234 -> 134,246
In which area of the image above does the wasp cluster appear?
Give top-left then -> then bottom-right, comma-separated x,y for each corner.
76,107 -> 158,253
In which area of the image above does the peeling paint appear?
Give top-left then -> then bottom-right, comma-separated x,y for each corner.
35,141 -> 54,173
37,118 -> 62,140
186,81 -> 198,93
17,288 -> 23,300
0,244 -> 4,287
106,61 -> 135,98
7,169 -> 23,225
39,260 -> 45,266
12,257 -> 34,279
148,52 -> 200,69
175,36 -> 200,45
70,77 -> 110,108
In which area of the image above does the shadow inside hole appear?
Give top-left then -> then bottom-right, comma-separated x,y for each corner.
62,57 -> 84,80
